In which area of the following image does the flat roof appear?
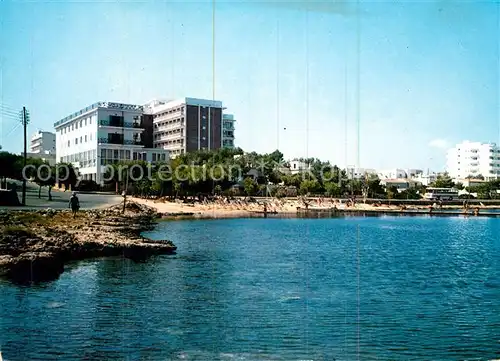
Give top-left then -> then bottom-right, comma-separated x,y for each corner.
54,101 -> 143,128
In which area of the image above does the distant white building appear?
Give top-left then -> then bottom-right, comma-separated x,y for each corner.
406,169 -> 424,178
413,173 -> 437,186
345,167 -> 377,179
222,113 -> 236,149
378,168 -> 407,179
289,160 -> 310,175
447,140 -> 500,180
30,130 -> 55,154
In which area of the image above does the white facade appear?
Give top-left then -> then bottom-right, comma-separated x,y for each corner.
406,169 -> 424,178
30,130 -> 56,154
345,167 -> 377,179
447,141 -> 500,180
378,168 -> 407,179
413,173 -> 437,186
54,102 -> 169,184
222,113 -> 235,149
289,160 -> 310,175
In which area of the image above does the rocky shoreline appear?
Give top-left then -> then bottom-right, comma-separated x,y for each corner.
0,202 -> 176,284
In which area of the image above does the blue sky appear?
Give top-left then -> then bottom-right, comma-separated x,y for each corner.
0,0 -> 498,171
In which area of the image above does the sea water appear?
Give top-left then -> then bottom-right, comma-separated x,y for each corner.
0,216 -> 499,360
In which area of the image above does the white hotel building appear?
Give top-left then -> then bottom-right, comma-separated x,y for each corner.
446,140 -> 500,180
54,102 -> 169,184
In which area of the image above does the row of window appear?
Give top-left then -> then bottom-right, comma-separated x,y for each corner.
153,107 -> 184,119
154,129 -> 183,139
155,139 -> 184,146
154,118 -> 184,126
59,116 -> 94,134
64,133 -> 96,147
60,150 -> 97,169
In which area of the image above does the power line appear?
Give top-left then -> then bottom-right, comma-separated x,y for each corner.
0,103 -> 18,112
305,10 -> 309,160
276,18 -> 280,151
0,107 -> 22,117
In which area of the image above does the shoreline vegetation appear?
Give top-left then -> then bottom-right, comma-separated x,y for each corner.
133,196 -> 500,220
0,202 -> 176,285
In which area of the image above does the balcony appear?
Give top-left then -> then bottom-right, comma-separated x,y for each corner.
99,119 -> 142,129
155,123 -> 184,132
124,139 -> 144,146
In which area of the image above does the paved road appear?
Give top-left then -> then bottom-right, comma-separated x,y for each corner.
2,182 -> 122,210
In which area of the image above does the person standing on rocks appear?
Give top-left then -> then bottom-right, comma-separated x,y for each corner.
69,192 -> 80,218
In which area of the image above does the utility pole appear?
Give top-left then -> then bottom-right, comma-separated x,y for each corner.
21,107 -> 29,206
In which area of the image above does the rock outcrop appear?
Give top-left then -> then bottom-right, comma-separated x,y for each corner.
0,201 -> 176,284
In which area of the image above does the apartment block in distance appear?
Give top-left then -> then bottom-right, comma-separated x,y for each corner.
31,130 -> 56,154
222,113 -> 236,149
54,102 -> 169,184
144,97 -> 224,157
447,140 -> 500,180
28,130 -> 57,165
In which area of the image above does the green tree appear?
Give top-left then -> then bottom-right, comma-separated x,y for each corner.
324,181 -> 341,197
243,177 -> 258,197
430,173 -> 455,188
0,152 -> 22,187
299,179 -> 320,196
387,186 -> 398,200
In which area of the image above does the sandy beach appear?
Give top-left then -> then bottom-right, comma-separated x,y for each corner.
129,197 -> 489,219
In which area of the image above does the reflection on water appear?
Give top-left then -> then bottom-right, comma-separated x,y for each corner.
0,216 -> 499,360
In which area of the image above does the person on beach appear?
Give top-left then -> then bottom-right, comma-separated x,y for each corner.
69,192 -> 80,218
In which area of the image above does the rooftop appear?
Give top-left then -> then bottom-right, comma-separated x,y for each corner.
54,101 -> 143,128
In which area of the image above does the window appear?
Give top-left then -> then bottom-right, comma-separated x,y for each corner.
80,120 -> 83,127
76,122 -> 78,129
72,124 -> 74,131
80,136 -> 82,143
67,140 -> 70,147
90,133 -> 92,141
75,138 -> 78,145
85,135 -> 87,142
85,119 -> 87,126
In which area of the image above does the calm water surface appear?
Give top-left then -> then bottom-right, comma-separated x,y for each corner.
1,216 -> 499,360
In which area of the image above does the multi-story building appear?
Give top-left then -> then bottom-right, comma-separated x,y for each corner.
222,113 -> 236,149
30,130 -> 56,154
412,173 -> 437,186
406,169 -> 424,178
345,167 -> 377,179
378,168 -> 407,179
54,101 -> 168,184
447,140 -> 500,180
144,97 -> 224,157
